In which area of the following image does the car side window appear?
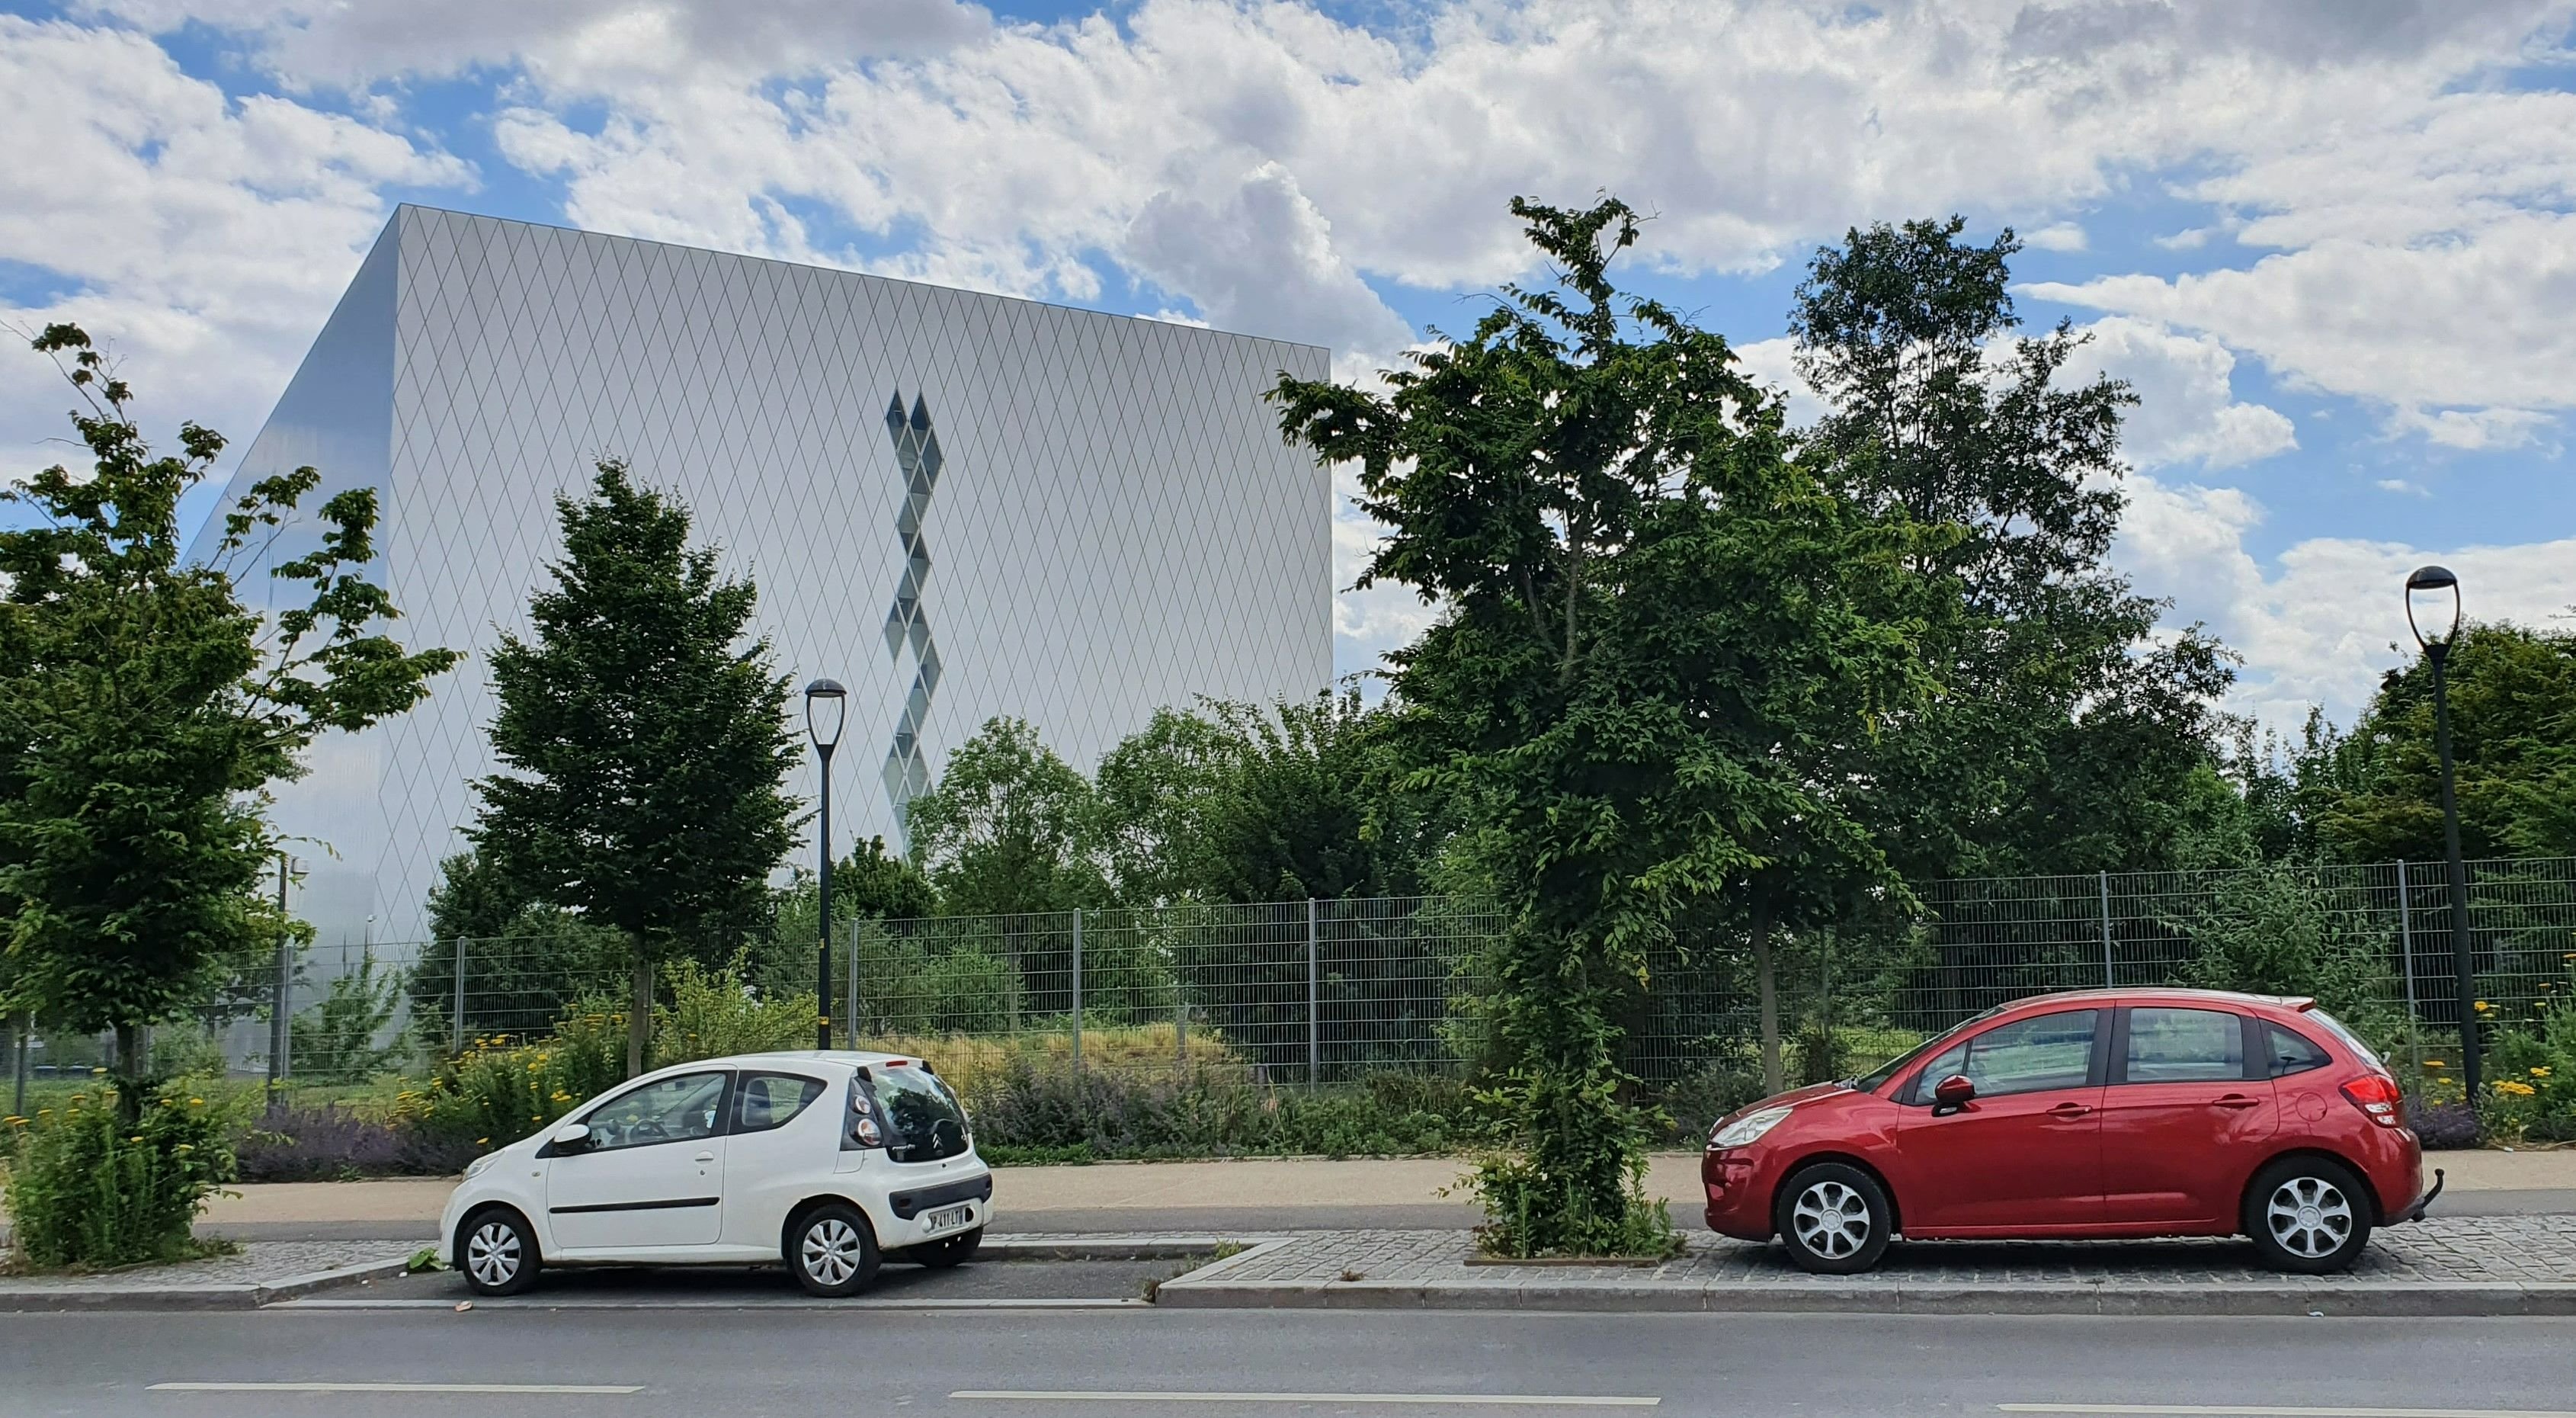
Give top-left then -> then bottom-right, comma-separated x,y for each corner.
2264,1023 -> 2332,1078
2122,1008 -> 2246,1083
1908,1009 -> 2099,1102
580,1071 -> 729,1152
734,1073 -> 826,1134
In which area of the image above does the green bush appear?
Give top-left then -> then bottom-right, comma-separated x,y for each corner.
4,1084 -> 239,1269
292,951 -> 406,1084
967,1060 -> 1501,1160
652,954 -> 815,1064
398,1007 -> 626,1153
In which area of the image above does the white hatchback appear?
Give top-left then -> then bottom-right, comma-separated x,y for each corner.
440,1050 -> 992,1298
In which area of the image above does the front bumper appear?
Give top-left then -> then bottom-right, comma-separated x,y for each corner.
1701,1148 -> 1776,1241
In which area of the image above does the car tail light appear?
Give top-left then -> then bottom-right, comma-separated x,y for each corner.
2342,1073 -> 2405,1128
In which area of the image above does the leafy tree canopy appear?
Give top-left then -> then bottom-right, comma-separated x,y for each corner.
1275,196 -> 1940,1254
468,459 -> 801,1073
1791,217 -> 2235,880
903,716 -> 1107,917
2307,621 -> 2576,862
0,325 -> 456,1088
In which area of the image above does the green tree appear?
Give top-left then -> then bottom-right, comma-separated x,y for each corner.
469,460 -> 802,1077
2310,621 -> 2576,862
1274,197 -> 1935,1255
1789,218 -> 2235,882
834,836 -> 938,920
1096,691 -> 1434,906
905,717 -> 1107,917
0,326 -> 456,1106
405,852 -> 625,1047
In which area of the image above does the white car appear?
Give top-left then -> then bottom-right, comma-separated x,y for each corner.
440,1050 -> 992,1298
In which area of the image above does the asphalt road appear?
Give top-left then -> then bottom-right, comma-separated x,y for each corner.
3,1307 -> 2571,1417
201,1189 -> 2576,1244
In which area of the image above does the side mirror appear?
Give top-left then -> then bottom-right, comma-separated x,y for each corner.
549,1121 -> 593,1150
1932,1074 -> 1977,1113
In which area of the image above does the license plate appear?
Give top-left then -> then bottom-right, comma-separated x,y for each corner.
923,1204 -> 973,1234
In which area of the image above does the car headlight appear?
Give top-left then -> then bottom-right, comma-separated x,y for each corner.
463,1153 -> 498,1181
1709,1105 -> 1794,1150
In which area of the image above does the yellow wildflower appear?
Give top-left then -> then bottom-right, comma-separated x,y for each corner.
2494,1080 -> 2537,1097
2425,1060 -> 2447,1067
2536,1067 -> 2555,1078
2473,1000 -> 2493,1012
2437,1076 -> 2455,1084
188,1097 -> 203,1106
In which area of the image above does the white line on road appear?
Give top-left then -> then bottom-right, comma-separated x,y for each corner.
2002,1406 -> 2576,1417
953,1392 -> 1658,1407
149,1382 -> 642,1395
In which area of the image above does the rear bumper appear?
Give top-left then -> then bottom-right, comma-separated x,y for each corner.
2389,1166 -> 2444,1225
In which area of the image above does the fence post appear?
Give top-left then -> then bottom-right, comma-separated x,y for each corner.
2097,871 -> 2115,988
1175,980 -> 1188,1077
1306,897 -> 1322,1089
271,928 -> 293,1092
846,917 -> 861,1049
453,935 -> 469,1054
1070,909 -> 1083,1075
11,1012 -> 27,1121
2397,860 -> 2421,1079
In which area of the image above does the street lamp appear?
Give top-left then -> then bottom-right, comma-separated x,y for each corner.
2405,565 -> 2479,1099
803,678 -> 847,1051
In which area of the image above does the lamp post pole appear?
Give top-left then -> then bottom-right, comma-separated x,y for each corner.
2406,566 -> 2479,1098
804,679 -> 848,1052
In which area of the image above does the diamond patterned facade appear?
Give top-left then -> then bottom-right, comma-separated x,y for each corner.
195,206 -> 1331,946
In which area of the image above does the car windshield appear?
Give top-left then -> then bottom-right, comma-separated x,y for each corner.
1850,1003 -> 2013,1094
867,1065 -> 972,1163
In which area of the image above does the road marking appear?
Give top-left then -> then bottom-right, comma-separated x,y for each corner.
150,1382 -> 642,1395
2002,1406 -> 2576,1417
953,1392 -> 1658,1407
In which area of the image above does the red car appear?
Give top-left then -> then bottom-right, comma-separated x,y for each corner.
1701,988 -> 2437,1273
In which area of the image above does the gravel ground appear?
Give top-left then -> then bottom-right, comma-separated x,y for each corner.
0,1240 -> 401,1292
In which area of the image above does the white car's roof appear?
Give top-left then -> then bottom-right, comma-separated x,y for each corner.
719,1049 -> 920,1069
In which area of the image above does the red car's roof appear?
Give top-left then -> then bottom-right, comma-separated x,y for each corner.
1988,987 -> 2315,1017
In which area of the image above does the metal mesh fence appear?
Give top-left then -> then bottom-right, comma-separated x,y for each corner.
14,855 -> 2569,1117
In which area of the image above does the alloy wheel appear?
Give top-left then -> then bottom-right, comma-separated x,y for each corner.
803,1218 -> 866,1286
2264,1175 -> 2355,1259
1791,1178 -> 1874,1259
466,1221 -> 521,1288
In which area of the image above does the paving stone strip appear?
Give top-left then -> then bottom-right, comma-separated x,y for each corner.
1154,1217 -> 2576,1316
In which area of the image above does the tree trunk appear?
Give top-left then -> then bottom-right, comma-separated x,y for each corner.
113,1021 -> 149,1121
627,956 -> 652,1079
1753,897 -> 1781,1096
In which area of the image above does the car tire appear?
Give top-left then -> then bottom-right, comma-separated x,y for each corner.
1773,1163 -> 1894,1275
790,1202 -> 882,1298
910,1226 -> 983,1269
457,1208 -> 540,1298
2244,1155 -> 2373,1274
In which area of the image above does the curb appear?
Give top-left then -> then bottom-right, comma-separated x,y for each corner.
980,1236 -> 1267,1262
0,1254 -> 416,1313
1152,1277 -> 2576,1317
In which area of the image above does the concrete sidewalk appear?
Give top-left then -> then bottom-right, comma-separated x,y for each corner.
197,1148 -> 2576,1235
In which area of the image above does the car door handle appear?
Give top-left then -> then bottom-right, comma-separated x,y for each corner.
2212,1096 -> 2261,1110
2047,1102 -> 2093,1118
694,1152 -> 716,1163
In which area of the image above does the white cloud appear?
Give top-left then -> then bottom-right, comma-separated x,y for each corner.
1726,336 -> 1827,428
75,0 -> 989,85
2065,317 -> 2297,471
2116,474 -> 2576,730
0,18 -> 466,488
2025,221 -> 2087,252
1123,162 -> 1414,361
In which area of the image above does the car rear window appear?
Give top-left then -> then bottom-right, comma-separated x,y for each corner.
863,1065 -> 972,1163
2264,1024 -> 2332,1078
2305,1009 -> 2385,1070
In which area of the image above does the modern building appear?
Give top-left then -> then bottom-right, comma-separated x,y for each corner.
194,206 -> 1332,948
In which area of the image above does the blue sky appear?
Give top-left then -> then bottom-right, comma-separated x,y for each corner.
3,0 -> 2571,733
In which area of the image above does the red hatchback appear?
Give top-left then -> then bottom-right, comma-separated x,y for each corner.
1701,988 -> 2436,1273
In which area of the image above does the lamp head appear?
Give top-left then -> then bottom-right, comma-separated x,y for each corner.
2404,565 -> 2462,653
803,677 -> 848,751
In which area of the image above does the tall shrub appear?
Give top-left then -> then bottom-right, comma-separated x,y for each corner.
5,1084 -> 236,1268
